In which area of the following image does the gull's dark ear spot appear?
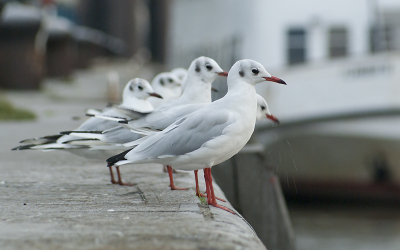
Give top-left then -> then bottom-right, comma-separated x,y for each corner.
129,83 -> 134,91
160,79 -> 165,85
195,61 -> 201,73
239,71 -> 245,77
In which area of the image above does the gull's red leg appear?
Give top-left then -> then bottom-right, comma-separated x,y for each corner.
109,166 -> 118,184
195,170 -> 201,196
204,168 -> 212,205
167,165 -> 188,190
116,166 -> 136,186
163,165 -> 178,173
205,168 -> 235,214
195,170 -> 226,202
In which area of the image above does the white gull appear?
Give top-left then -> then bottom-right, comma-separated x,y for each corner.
12,78 -> 162,185
107,59 -> 286,212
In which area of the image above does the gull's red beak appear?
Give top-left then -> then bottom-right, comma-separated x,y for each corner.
266,114 -> 280,124
263,76 -> 286,85
149,92 -> 163,99
217,71 -> 228,77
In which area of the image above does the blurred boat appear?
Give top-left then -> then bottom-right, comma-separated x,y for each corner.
255,52 -> 400,201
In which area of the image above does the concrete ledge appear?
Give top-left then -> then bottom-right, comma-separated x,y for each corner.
212,139 -> 296,250
1,139 -> 266,249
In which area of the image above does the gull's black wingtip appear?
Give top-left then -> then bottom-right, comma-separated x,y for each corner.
60,131 -> 74,135
118,119 -> 129,124
106,148 -> 131,167
60,130 -> 103,135
12,144 -> 35,151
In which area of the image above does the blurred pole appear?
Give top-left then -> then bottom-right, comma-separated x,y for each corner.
107,71 -> 120,104
148,0 -> 169,63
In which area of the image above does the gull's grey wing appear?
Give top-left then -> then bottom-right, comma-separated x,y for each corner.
125,109 -> 233,161
101,126 -> 141,144
112,105 -> 152,119
66,126 -> 141,144
57,109 -> 130,144
77,109 -> 125,131
129,103 -> 207,130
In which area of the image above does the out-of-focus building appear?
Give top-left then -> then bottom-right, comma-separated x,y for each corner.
166,0 -> 400,68
166,0 -> 400,200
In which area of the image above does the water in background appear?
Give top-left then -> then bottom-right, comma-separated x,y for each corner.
288,201 -> 400,250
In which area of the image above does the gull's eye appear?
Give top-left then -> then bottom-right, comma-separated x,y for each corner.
138,85 -> 143,90
260,105 -> 266,111
205,64 -> 213,71
168,78 -> 173,83
160,79 -> 165,86
252,68 -> 259,75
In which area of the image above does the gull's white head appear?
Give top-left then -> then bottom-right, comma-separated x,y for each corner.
151,72 -> 182,91
171,67 -> 188,81
256,94 -> 279,124
187,56 -> 228,83
122,78 -> 162,102
229,59 -> 286,86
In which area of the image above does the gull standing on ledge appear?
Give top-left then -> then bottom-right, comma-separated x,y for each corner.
107,59 -> 286,213
12,78 -> 163,186
193,94 -> 280,201
170,67 -> 188,95
148,72 -> 182,108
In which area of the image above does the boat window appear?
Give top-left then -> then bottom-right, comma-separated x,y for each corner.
287,28 -> 306,65
329,27 -> 348,58
370,25 -> 394,53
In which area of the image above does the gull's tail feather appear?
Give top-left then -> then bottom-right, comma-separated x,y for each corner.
12,144 -> 37,150
90,114 -> 130,123
60,130 -> 103,135
85,108 -> 103,116
129,127 -> 159,136
61,126 -> 125,141
62,138 -> 104,146
62,132 -> 104,140
12,143 -> 88,150
107,149 -> 132,167
19,134 -> 63,145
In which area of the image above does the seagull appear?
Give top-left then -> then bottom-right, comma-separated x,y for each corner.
193,94 -> 280,200
72,56 -> 228,189
256,94 -> 279,124
12,78 -> 163,186
171,67 -> 188,92
106,59 -> 286,213
171,67 -> 188,81
148,72 -> 182,108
